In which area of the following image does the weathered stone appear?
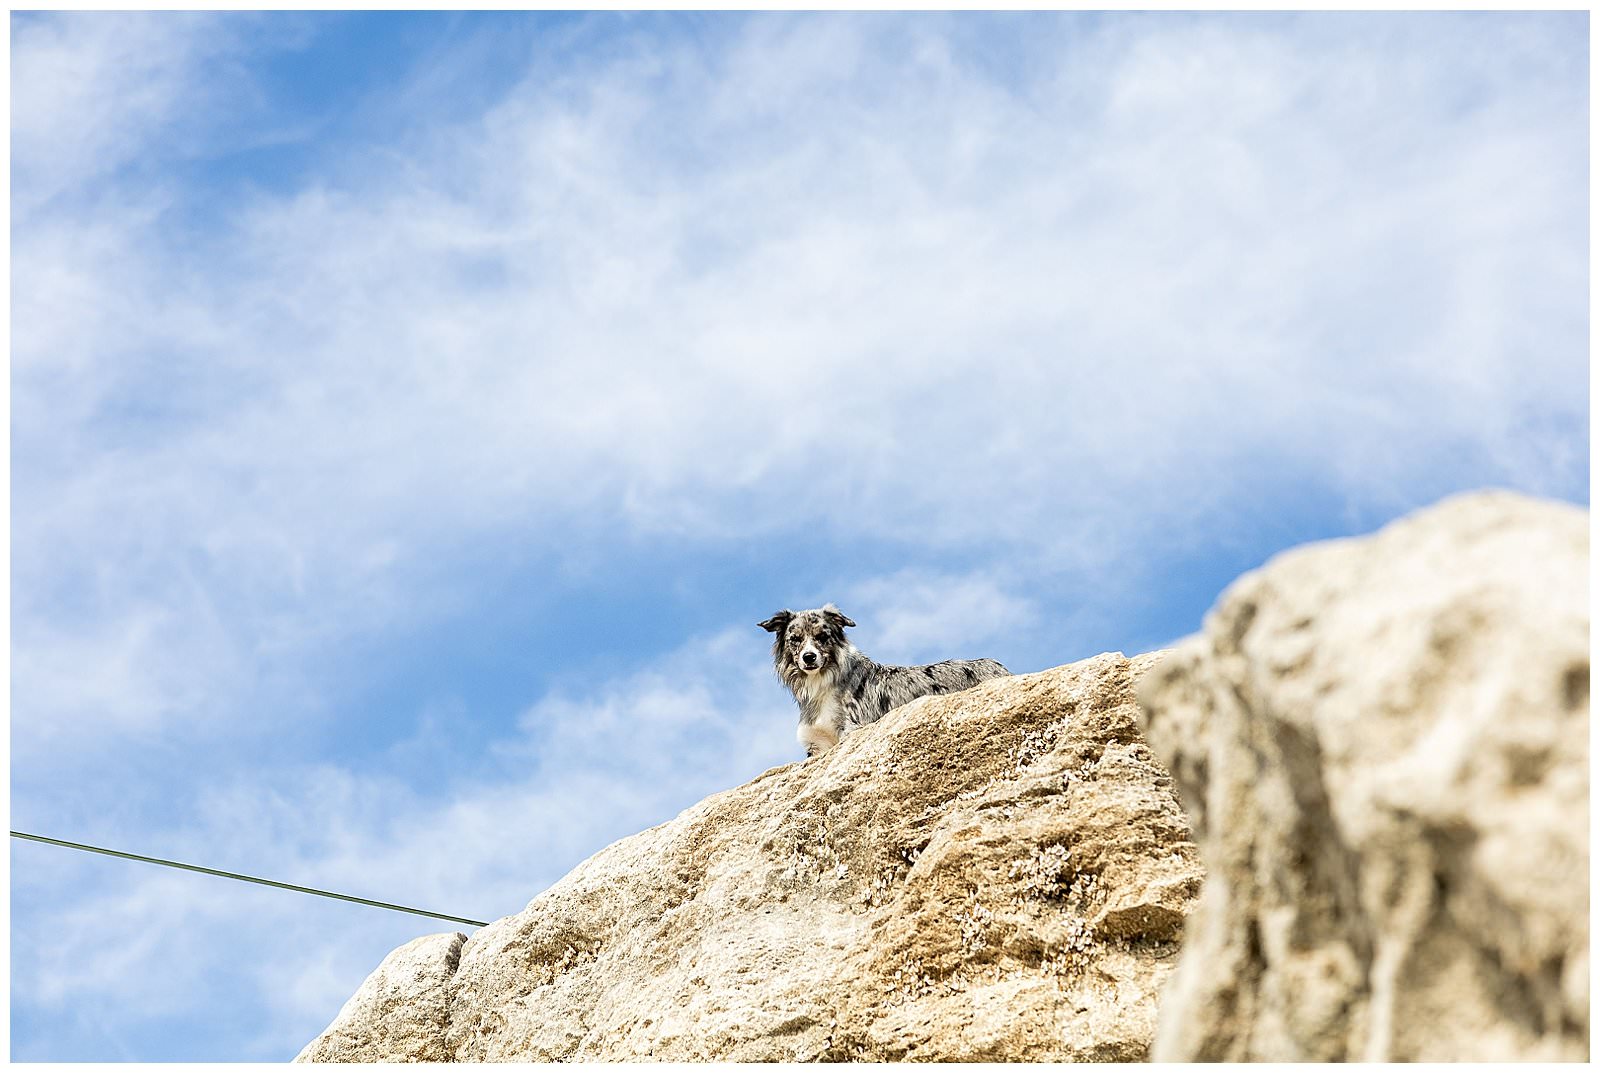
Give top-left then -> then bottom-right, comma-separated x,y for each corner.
1139,490 -> 1589,1062
299,651 -> 1202,1062
296,931 -> 467,1062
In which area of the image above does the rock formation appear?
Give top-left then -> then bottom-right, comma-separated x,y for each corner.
298,651 -> 1203,1062
1139,491 -> 1589,1061
301,489 -> 1589,1063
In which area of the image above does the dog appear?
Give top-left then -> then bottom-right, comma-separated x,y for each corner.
759,604 -> 1011,758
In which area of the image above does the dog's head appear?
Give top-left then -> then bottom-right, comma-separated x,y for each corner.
759,604 -> 856,682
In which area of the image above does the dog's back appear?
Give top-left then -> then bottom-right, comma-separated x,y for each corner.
846,656 -> 1010,728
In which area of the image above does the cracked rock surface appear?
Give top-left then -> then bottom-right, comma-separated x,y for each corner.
297,651 -> 1202,1062
1139,490 -> 1589,1062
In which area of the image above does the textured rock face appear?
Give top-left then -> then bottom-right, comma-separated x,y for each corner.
1139,491 -> 1589,1062
297,932 -> 466,1062
299,652 -> 1202,1062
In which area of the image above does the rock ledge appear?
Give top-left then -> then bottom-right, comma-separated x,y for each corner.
299,651 -> 1202,1062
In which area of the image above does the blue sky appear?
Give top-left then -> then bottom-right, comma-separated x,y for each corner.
8,10 -> 1588,1061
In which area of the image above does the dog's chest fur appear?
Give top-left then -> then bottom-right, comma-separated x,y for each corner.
792,668 -> 846,754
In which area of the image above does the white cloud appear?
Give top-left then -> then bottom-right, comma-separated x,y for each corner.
14,16 -> 1587,762
11,13 -> 217,208
838,569 -> 1038,666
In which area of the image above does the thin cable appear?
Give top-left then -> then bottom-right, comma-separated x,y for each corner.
10,830 -> 488,928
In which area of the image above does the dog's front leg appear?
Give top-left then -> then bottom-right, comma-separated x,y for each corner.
797,719 -> 840,759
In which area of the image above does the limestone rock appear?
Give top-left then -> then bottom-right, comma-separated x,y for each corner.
1139,490 -> 1589,1062
296,931 -> 466,1062
299,651 -> 1202,1062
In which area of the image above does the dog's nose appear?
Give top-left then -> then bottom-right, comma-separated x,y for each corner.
802,652 -> 819,667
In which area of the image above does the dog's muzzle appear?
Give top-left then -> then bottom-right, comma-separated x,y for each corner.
801,651 -> 821,670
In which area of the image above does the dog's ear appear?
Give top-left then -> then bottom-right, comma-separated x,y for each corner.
758,610 -> 795,633
821,604 -> 856,629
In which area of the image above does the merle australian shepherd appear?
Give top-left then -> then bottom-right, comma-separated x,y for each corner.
759,604 -> 1011,758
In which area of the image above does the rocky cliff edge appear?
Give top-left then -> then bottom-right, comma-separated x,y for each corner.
300,490 -> 1588,1063
299,651 -> 1202,1061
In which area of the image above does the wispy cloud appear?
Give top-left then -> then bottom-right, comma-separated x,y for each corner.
839,569 -> 1039,665
16,14 -> 1587,756
12,12 -> 239,208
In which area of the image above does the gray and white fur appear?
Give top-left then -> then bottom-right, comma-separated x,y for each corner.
759,603 -> 1011,758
